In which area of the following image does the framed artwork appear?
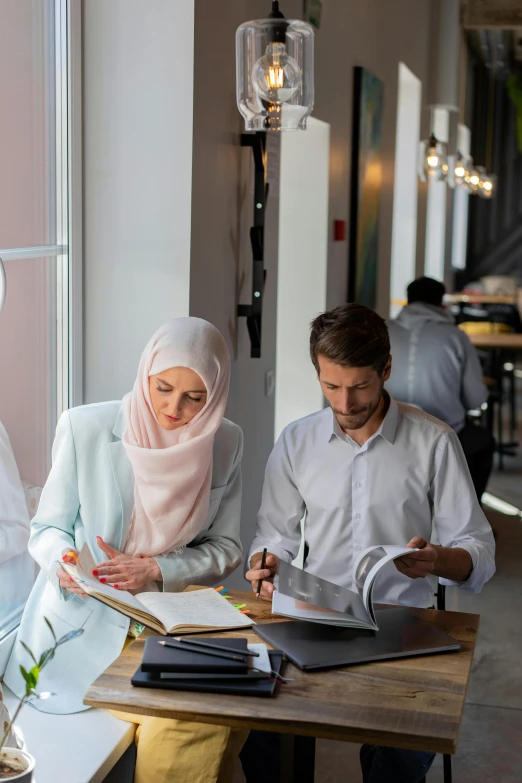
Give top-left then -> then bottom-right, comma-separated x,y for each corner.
348,66 -> 384,309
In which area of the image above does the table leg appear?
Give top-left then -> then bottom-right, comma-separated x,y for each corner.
280,735 -> 316,783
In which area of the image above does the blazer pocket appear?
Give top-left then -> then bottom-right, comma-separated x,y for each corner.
42,580 -> 94,630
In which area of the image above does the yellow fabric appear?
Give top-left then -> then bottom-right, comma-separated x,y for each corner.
111,710 -> 248,783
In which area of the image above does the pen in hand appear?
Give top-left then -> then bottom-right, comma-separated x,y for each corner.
256,548 -> 268,599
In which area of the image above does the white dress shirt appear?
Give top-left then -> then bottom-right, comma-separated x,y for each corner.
249,397 -> 495,608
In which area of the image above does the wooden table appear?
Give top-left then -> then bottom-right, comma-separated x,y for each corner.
469,333 -> 522,349
85,590 -> 479,781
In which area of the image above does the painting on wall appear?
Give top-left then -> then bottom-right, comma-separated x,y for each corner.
348,66 -> 384,309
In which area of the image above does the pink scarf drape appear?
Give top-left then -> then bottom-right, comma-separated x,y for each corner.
122,317 -> 230,557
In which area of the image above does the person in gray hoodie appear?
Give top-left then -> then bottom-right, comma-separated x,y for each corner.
387,276 -> 494,501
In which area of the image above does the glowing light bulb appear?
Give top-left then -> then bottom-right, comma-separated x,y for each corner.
455,164 -> 465,178
251,42 -> 302,104
422,134 -> 448,181
469,171 -> 480,189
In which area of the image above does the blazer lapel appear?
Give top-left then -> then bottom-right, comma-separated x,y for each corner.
107,407 -> 135,550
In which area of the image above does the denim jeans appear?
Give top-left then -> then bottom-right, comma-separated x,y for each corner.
240,731 -> 436,783
360,744 -> 436,783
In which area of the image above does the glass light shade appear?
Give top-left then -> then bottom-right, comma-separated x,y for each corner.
236,16 -> 314,131
478,170 -> 497,199
454,153 -> 471,187
467,166 -> 481,194
447,152 -> 472,189
420,134 -> 448,181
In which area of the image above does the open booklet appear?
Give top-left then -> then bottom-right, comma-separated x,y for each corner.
272,545 -> 419,631
60,543 -> 254,636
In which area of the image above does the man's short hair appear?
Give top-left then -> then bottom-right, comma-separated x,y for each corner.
310,303 -> 390,375
407,276 -> 445,307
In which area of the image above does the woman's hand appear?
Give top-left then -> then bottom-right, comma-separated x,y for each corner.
56,548 -> 88,598
94,536 -> 162,591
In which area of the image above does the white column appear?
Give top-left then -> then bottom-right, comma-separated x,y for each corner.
424,107 -> 449,281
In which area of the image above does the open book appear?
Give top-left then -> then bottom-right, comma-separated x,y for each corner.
272,545 -> 419,631
60,543 -> 254,636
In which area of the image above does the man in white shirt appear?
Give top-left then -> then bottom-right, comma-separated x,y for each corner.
242,303 -> 495,783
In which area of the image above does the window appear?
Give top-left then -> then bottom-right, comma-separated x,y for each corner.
0,0 -> 79,642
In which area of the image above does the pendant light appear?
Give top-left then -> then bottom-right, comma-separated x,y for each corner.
448,150 -> 472,188
477,59 -> 498,199
236,1 -> 315,131
419,132 -> 449,182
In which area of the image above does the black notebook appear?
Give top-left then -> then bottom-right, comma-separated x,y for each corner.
255,607 -> 460,670
131,650 -> 284,697
141,636 -> 249,675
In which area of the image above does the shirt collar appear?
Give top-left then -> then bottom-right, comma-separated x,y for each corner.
327,393 -> 399,446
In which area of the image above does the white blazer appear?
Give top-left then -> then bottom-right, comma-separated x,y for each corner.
5,401 -> 243,714
0,421 -> 34,624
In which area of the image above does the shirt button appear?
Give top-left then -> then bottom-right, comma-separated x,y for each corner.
355,482 -> 362,488
355,513 -> 361,519
354,544 -> 361,550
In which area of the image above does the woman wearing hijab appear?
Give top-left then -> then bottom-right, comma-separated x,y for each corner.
5,317 -> 246,782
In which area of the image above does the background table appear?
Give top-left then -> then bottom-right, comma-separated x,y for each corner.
468,333 -> 522,350
85,590 -> 479,781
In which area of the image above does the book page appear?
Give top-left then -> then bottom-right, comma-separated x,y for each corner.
272,591 -> 372,628
354,545 -> 419,620
61,560 -> 151,616
136,588 -> 254,632
277,560 -> 371,623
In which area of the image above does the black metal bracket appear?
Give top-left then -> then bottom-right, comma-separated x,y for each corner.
238,131 -> 268,358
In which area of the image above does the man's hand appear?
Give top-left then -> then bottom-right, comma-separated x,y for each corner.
93,536 -> 162,591
394,537 -> 437,580
245,553 -> 280,601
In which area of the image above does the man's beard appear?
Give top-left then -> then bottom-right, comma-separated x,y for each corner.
333,382 -> 385,432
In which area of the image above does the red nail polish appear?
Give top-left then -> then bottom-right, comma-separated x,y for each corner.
62,554 -> 67,561
114,584 -> 119,589
100,577 -> 106,583
92,570 -> 99,576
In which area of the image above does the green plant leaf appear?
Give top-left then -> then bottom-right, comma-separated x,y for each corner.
19,665 -> 37,689
20,641 -> 37,666
57,628 -> 84,646
43,616 -> 57,643
38,649 -> 55,669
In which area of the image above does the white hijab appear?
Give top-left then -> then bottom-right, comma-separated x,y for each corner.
122,317 -> 230,557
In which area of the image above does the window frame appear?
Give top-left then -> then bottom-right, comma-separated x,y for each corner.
0,0 -> 82,664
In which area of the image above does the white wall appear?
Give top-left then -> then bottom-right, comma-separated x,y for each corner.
275,117 -> 330,439
82,0 -> 194,403
451,123 -> 471,271
390,63 -> 421,317
424,107 -> 449,281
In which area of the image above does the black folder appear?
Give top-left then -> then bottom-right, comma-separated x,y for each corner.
131,650 -> 284,697
141,636 -> 249,675
254,607 -> 460,670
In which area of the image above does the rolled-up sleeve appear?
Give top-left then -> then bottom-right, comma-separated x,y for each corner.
431,430 -> 495,592
248,430 -> 304,567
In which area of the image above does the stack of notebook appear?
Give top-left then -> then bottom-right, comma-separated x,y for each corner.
131,636 -> 284,697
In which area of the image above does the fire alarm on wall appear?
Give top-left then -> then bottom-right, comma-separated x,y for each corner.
333,220 -> 347,241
